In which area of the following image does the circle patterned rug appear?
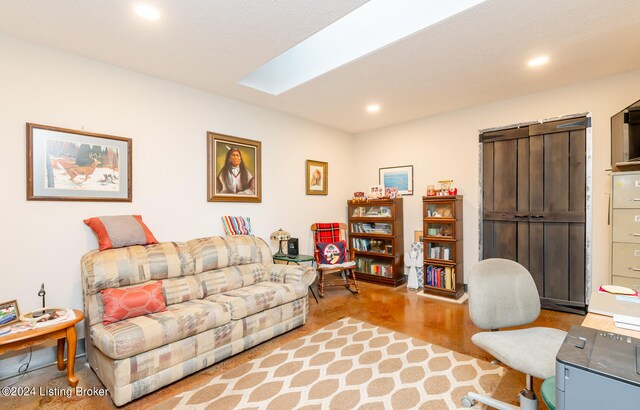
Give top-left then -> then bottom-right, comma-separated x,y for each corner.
163,317 -> 504,409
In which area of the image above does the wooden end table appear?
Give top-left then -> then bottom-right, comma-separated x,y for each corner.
273,254 -> 319,303
0,309 -> 84,387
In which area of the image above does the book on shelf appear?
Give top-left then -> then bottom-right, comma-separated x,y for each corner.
425,265 -> 455,290
355,257 -> 393,277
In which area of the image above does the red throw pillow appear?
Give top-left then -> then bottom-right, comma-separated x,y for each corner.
101,281 -> 166,325
316,241 -> 347,265
84,215 -> 158,251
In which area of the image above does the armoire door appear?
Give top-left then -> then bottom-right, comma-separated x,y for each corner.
481,117 -> 589,314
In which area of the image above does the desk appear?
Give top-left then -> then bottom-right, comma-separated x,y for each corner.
582,313 -> 640,338
0,309 -> 84,387
582,290 -> 640,338
273,254 -> 319,303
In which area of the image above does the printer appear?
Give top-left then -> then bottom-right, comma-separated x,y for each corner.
556,325 -> 640,409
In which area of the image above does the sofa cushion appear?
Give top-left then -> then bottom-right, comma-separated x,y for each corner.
101,281 -> 167,325
84,215 -> 158,251
197,263 -> 266,298
205,282 -> 307,320
90,299 -> 230,359
187,235 -> 273,273
82,242 -> 195,296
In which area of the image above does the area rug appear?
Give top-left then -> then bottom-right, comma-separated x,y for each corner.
165,318 -> 504,409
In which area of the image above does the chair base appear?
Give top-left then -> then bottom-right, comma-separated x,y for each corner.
318,269 -> 359,297
463,388 -> 537,410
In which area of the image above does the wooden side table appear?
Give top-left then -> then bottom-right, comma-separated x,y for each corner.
273,254 -> 319,303
0,309 -> 84,387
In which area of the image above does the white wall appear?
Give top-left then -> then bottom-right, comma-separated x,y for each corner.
0,34 -> 354,324
353,68 -> 640,291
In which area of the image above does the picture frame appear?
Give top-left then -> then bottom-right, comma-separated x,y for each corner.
0,300 -> 20,328
379,165 -> 413,195
369,184 -> 384,199
207,132 -> 262,203
27,123 -> 132,201
306,160 -> 328,195
414,230 -> 424,243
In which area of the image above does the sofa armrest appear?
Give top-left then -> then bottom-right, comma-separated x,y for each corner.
266,264 -> 316,288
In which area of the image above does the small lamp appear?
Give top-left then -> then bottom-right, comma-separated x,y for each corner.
270,229 -> 291,257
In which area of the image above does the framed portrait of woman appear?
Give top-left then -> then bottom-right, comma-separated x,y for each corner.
207,132 -> 261,203
306,160 -> 328,195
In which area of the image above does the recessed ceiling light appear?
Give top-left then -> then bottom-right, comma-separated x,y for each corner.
528,55 -> 549,67
367,104 -> 381,113
239,0 -> 487,95
134,3 -> 160,21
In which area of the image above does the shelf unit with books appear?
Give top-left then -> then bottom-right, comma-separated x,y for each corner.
423,195 -> 464,299
348,198 -> 405,287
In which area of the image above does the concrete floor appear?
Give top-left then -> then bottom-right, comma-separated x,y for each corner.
1,281 -> 583,409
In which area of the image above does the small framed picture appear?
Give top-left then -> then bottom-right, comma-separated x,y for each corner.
0,300 -> 20,328
306,160 -> 328,195
369,184 -> 384,199
414,230 -> 424,243
379,165 -> 413,195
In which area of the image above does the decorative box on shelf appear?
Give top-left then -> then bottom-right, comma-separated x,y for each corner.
422,195 -> 464,299
347,198 -> 405,287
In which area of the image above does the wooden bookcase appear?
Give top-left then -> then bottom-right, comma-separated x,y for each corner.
347,198 -> 405,287
422,195 -> 464,299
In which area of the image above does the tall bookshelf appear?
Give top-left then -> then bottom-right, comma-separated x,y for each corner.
347,198 -> 405,287
422,195 -> 464,299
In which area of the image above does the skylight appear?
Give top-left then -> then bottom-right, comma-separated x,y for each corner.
238,0 -> 486,95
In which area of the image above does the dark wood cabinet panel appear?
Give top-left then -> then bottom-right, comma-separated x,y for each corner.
493,139 -> 517,212
544,223 -> 570,300
529,223 -> 545,295
569,224 -> 586,303
481,117 -> 588,314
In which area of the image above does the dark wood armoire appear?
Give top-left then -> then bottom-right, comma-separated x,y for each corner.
481,116 -> 590,314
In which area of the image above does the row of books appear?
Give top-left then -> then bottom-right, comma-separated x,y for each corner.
428,245 -> 452,261
352,238 -> 390,253
355,257 -> 393,277
426,265 -> 455,289
351,223 -> 392,234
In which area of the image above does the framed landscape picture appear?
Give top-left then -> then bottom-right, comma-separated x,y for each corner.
208,132 -> 262,202
379,165 -> 413,195
27,123 -> 132,201
306,160 -> 328,195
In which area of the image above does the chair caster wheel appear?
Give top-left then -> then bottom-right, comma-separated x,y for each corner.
461,397 -> 475,407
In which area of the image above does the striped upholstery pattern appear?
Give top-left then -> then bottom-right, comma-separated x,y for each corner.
82,242 -> 195,295
187,235 -> 272,274
162,276 -> 200,305
221,216 -> 253,235
205,282 -> 307,320
90,299 -> 231,359
107,299 -> 308,388
266,263 -> 317,286
198,263 -> 266,298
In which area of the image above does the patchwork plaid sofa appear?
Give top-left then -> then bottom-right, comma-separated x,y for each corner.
80,235 -> 315,406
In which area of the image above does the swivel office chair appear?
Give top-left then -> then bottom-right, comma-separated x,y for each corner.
462,258 -> 567,410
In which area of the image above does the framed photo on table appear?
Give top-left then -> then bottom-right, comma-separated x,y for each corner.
306,160 -> 328,195
0,300 -> 20,328
27,123 -> 132,201
208,132 -> 262,203
379,165 -> 413,195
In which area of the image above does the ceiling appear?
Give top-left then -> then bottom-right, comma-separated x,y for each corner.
1,0 -> 640,133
